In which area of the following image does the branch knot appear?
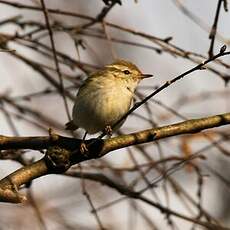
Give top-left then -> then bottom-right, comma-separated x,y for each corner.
45,146 -> 71,173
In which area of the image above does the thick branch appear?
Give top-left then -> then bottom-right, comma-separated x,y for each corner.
1,113 -> 230,153
101,112 -> 230,155
0,112 -> 229,203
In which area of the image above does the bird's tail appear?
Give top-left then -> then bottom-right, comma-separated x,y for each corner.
65,120 -> 79,131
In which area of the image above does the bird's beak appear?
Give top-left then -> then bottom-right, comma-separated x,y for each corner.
139,74 -> 153,79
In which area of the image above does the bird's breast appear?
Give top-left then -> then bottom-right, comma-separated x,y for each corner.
73,80 -> 133,134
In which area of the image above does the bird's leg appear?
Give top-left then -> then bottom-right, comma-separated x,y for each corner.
80,131 -> 88,154
104,125 -> 113,137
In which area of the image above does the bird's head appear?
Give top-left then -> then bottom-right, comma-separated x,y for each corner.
105,60 -> 153,83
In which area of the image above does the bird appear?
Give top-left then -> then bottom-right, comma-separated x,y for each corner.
65,60 -> 153,140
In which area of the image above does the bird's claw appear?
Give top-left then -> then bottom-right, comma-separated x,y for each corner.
80,142 -> 89,156
104,125 -> 113,137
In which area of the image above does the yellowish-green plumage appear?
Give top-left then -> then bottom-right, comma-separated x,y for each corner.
66,60 -> 152,134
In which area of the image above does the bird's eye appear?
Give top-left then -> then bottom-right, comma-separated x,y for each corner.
123,70 -> 131,75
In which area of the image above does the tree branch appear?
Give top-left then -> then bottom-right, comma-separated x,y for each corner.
0,112 -> 229,203
65,171 -> 230,230
208,0 -> 227,58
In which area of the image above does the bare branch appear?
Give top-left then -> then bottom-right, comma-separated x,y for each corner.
40,0 -> 71,120
208,0 -> 227,57
0,112 -> 229,203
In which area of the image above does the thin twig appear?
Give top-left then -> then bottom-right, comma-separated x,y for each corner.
40,0 -> 71,120
208,0 -> 225,58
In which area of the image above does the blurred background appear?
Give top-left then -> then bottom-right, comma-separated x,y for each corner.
0,0 -> 230,229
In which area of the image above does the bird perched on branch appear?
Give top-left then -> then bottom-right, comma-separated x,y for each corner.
65,60 -> 153,140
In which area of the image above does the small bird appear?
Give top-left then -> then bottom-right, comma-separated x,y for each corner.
65,60 -> 153,138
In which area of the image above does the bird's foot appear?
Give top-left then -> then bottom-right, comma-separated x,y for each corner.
80,142 -> 89,156
104,125 -> 113,137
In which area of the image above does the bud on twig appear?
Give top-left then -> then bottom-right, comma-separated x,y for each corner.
219,44 -> 227,54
